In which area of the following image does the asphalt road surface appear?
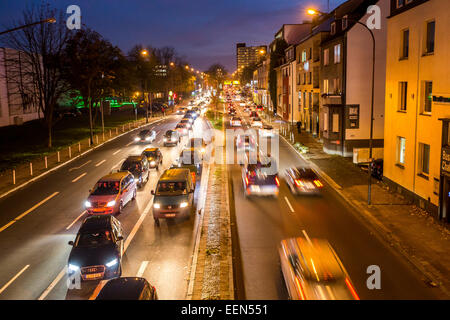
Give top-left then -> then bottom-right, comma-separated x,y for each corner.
228,103 -> 443,300
0,111 -> 210,300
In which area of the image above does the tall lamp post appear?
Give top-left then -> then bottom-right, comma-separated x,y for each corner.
307,8 -> 376,205
140,49 -> 151,123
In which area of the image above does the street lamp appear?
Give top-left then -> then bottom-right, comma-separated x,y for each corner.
307,8 -> 376,205
140,49 -> 151,122
0,17 -> 56,36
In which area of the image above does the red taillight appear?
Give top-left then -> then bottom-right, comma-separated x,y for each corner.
345,277 -> 360,300
275,176 -> 280,187
295,179 -> 303,187
313,179 -> 323,188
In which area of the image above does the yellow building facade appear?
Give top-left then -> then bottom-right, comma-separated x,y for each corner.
384,0 -> 450,221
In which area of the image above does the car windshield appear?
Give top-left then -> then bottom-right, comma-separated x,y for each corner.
156,181 -> 187,195
143,151 -> 157,158
139,130 -> 149,136
92,181 -> 120,195
75,230 -> 113,247
121,161 -> 141,173
165,131 -> 175,137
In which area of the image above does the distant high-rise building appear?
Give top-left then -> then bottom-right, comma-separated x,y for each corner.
236,43 -> 266,74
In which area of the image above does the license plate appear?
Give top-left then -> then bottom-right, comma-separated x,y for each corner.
165,214 -> 176,217
85,273 -> 102,279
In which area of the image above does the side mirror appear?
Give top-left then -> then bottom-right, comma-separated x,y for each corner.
89,189 -> 92,193
68,241 -> 74,246
151,190 -> 155,195
117,236 -> 124,241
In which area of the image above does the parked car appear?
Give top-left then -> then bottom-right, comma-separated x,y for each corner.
279,237 -> 359,300
96,277 -> 158,300
285,167 -> 323,195
163,130 -> 180,146
85,172 -> 137,215
120,155 -> 150,188
141,148 -> 163,170
134,129 -> 156,144
67,215 -> 124,281
151,168 -> 195,226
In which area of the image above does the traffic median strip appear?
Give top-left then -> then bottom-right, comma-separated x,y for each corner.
0,192 -> 59,233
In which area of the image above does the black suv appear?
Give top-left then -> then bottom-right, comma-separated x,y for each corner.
67,215 -> 124,281
120,155 -> 150,188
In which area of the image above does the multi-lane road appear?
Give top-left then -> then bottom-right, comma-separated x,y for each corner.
227,102 -> 444,300
0,112 -> 210,300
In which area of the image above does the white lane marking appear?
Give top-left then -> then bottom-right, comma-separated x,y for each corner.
125,141 -> 134,147
113,149 -> 122,155
95,159 -> 106,167
302,230 -> 313,245
66,210 -> 87,230
71,172 -> 87,183
0,265 -> 30,295
284,196 -> 295,213
0,192 -> 60,233
68,160 -> 91,172
136,261 -> 149,278
111,158 -> 125,171
37,267 -> 66,300
124,200 -> 153,251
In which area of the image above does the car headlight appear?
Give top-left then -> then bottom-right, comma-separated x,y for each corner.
201,148 -> 206,153
68,264 -> 80,272
164,138 -> 167,142
85,201 -> 92,208
134,137 -> 140,141
145,136 -> 151,141
105,258 -> 118,268
172,138 -> 176,141
180,202 -> 188,208
150,161 -> 156,166
154,203 -> 161,209
106,200 -> 116,207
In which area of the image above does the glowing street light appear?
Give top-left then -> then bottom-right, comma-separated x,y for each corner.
170,62 -> 175,67
141,49 -> 149,56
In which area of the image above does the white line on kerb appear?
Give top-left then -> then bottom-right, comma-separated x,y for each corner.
66,211 -> 87,230
113,149 -> 122,155
0,265 -> 30,295
136,261 -> 149,277
302,230 -> 313,245
95,159 -> 106,167
284,196 -> 295,213
71,172 -> 87,183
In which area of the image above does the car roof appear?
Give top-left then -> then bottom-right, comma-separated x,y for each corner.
98,171 -> 129,182
159,168 -> 190,182
79,215 -> 112,233
96,277 -> 149,300
143,148 -> 158,152
124,155 -> 144,162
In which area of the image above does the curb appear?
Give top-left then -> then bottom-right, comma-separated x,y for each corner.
0,118 -> 163,201
280,134 -> 449,297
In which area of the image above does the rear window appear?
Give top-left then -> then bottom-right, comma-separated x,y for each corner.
121,161 -> 141,172
296,169 -> 318,179
143,151 -> 157,158
92,181 -> 120,195
156,181 -> 187,195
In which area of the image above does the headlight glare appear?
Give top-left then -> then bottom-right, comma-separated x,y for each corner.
154,203 -> 161,209
68,264 -> 80,272
180,202 -> 188,208
105,258 -> 118,268
106,200 -> 116,207
85,201 -> 92,208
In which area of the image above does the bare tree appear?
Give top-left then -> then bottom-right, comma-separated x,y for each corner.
0,3 -> 72,147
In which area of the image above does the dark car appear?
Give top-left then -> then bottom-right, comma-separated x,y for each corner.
242,157 -> 279,197
96,277 -> 158,300
141,148 -> 163,170
134,129 -> 156,144
163,130 -> 180,146
120,155 -> 150,188
185,110 -> 198,120
285,167 -> 324,195
67,215 -> 124,282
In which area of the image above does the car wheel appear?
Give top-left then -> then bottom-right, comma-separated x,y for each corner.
154,218 -> 160,227
132,189 -> 137,201
117,263 -> 122,278
119,201 -> 124,214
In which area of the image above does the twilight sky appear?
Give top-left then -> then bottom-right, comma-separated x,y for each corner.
0,0 -> 345,73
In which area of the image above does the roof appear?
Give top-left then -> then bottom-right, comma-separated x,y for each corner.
143,147 -> 158,152
124,155 -> 144,162
159,168 -> 190,182
96,277 -> 148,300
99,171 -> 129,182
79,215 -> 112,233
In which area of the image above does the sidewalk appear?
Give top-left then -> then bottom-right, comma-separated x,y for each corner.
267,114 -> 450,297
